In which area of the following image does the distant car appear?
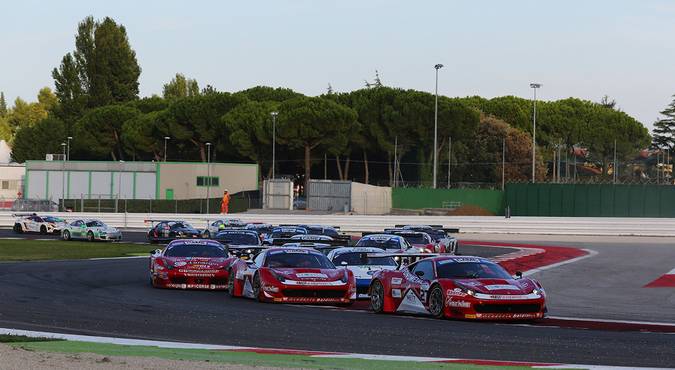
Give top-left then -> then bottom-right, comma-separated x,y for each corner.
369,256 -> 547,320
385,230 -> 436,253
149,239 -> 231,290
213,229 -> 262,247
293,224 -> 351,244
355,234 -> 411,251
262,226 -> 308,245
280,241 -> 341,255
244,222 -> 274,241
13,214 -> 66,234
203,219 -> 247,238
394,225 -> 459,254
146,220 -> 202,243
228,247 -> 356,305
62,219 -> 122,241
327,247 -> 397,298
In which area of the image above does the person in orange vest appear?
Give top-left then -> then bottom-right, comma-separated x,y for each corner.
220,190 -> 230,214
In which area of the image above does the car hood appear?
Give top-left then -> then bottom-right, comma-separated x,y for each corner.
348,265 -> 397,278
271,268 -> 345,281
452,278 -> 536,295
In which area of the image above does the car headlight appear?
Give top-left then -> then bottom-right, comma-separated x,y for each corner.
270,270 -> 286,283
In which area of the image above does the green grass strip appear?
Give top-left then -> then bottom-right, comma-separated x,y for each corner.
8,340 -> 576,370
0,239 -> 152,261
0,335 -> 63,343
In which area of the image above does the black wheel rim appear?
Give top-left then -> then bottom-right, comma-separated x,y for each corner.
429,288 -> 443,316
227,271 -> 234,295
253,275 -> 261,298
64,231 -> 69,240
370,282 -> 383,311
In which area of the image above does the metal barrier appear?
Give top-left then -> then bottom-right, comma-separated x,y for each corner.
2,211 -> 675,236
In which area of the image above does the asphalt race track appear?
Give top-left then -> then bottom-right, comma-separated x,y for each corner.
1,239 -> 674,367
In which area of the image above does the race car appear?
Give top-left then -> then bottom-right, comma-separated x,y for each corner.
244,223 -> 274,241
213,229 -> 263,247
146,220 -> 202,243
61,219 -> 122,241
261,226 -> 308,245
355,234 -> 411,251
228,247 -> 356,305
280,241 -> 341,255
149,239 -> 231,290
326,247 -> 397,297
369,255 -> 547,320
287,224 -> 352,244
12,213 -> 67,234
202,218 -> 247,238
394,224 -> 459,254
383,230 -> 436,253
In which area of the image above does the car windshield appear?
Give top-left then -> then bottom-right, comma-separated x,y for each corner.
356,238 -> 401,249
169,222 -> 192,230
400,234 -> 428,244
165,244 -> 226,258
43,216 -> 63,223
216,232 -> 259,245
85,220 -> 105,227
435,261 -> 512,279
271,229 -> 305,238
306,227 -> 339,237
265,251 -> 335,269
332,252 -> 396,266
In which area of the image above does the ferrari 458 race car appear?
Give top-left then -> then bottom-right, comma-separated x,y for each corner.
149,239 -> 232,289
395,224 -> 459,254
369,255 -> 546,320
244,222 -> 274,241
262,226 -> 308,245
327,247 -> 397,297
213,229 -> 262,247
356,234 -> 411,251
383,230 -> 436,253
61,219 -> 122,241
13,213 -> 67,234
228,247 -> 356,305
202,218 -> 247,238
146,220 -> 202,243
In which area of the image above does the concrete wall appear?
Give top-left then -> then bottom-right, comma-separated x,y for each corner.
157,162 -> 258,200
351,182 -> 391,215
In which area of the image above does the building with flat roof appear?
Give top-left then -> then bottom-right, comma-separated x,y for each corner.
24,160 -> 258,201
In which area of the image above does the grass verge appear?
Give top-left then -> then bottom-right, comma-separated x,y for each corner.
0,239 -> 152,261
6,340 -> 570,370
0,334 -> 63,343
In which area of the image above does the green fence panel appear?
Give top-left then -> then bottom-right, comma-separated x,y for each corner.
644,186 -> 661,217
548,185 -> 562,216
573,185 -> 588,216
391,188 -> 505,215
587,185 -> 602,217
537,185 -> 550,216
659,187 -> 675,217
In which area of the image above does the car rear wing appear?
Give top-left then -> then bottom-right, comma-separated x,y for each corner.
394,224 -> 460,234
271,237 -> 348,246
361,231 -> 398,237
367,251 -> 438,269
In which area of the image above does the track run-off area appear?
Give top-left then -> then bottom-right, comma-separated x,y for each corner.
0,230 -> 674,368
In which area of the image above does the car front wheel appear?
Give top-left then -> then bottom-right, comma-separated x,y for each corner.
62,230 -> 71,241
370,280 -> 385,313
428,285 -> 445,319
87,231 -> 95,242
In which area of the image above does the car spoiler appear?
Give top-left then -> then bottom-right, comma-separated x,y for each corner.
279,224 -> 341,230
367,251 -> 438,269
271,237 -> 348,246
393,225 -> 460,234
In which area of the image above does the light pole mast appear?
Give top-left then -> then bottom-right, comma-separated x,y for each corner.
433,63 -> 443,188
530,83 -> 542,183
271,111 -> 278,179
206,142 -> 212,214
61,142 -> 66,210
164,137 -> 170,161
66,136 -> 72,161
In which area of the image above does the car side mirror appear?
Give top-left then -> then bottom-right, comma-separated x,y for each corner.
340,261 -> 348,266
415,271 -> 425,278
515,271 -> 523,279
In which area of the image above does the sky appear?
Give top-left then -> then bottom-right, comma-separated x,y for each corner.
1,0 -> 674,130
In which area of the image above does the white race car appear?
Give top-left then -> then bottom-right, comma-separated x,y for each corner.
62,219 -> 122,242
326,247 -> 397,298
13,214 -> 67,234
202,219 -> 247,238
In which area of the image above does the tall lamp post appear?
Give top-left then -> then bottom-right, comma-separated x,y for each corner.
163,136 -> 170,162
206,142 -> 212,214
66,136 -> 73,161
271,111 -> 278,179
433,64 -> 443,189
116,160 -> 124,212
530,83 -> 542,183
61,142 -> 66,211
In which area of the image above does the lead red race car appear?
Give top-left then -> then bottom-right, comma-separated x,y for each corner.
228,247 -> 357,305
149,239 -> 233,290
369,255 -> 546,320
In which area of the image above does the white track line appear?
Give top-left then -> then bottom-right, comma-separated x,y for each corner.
88,256 -> 148,261
0,327 -> 671,369
523,248 -> 598,277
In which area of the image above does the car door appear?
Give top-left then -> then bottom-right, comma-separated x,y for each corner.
71,220 -> 84,238
408,260 -> 435,304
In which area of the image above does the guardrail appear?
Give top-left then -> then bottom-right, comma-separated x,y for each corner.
3,212 -> 675,236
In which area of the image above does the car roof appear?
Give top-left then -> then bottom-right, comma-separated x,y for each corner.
330,247 -> 385,255
167,239 -> 223,248
361,234 -> 403,240
266,246 -> 324,255
431,255 -> 491,264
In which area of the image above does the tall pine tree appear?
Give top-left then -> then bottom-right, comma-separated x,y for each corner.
652,95 -> 675,151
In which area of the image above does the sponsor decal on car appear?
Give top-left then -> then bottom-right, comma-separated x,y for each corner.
447,288 -> 468,297
174,261 -> 187,267
391,288 -> 402,298
474,312 -> 543,320
446,300 -> 471,308
391,277 -> 403,285
296,273 -> 328,279
485,284 -> 521,291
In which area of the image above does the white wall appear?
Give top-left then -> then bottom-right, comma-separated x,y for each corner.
350,182 -> 391,215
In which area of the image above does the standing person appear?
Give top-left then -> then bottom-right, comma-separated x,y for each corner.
220,190 -> 230,214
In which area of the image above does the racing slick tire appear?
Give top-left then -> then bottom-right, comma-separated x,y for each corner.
87,231 -> 95,242
370,280 -> 385,313
13,223 -> 23,233
62,230 -> 71,241
428,285 -> 445,319
252,273 -> 265,303
40,225 -> 47,235
227,270 -> 237,297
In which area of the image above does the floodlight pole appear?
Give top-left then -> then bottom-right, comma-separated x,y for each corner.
530,83 -> 542,183
433,63 -> 443,188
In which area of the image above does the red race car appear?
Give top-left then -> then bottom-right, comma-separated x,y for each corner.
149,239 -> 232,290
228,247 -> 356,305
369,255 -> 546,320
